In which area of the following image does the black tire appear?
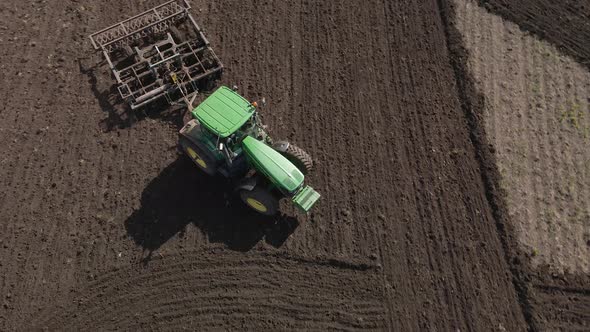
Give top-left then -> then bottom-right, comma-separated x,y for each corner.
122,45 -> 134,58
179,136 -> 217,176
239,187 -> 279,216
281,144 -> 313,174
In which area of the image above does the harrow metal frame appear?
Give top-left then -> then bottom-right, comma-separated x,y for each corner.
89,0 -> 223,109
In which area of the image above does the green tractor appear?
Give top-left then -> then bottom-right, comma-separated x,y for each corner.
89,0 -> 319,215
178,86 -> 320,215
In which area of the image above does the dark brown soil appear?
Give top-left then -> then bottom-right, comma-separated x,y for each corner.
0,0 -> 583,330
530,268 -> 590,331
478,0 -> 590,70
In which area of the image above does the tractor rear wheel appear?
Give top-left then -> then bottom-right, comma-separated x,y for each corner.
281,144 -> 314,175
179,136 -> 217,176
239,187 -> 279,216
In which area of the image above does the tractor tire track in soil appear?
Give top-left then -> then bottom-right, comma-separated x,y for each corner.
532,278 -> 590,331
33,250 -> 387,330
1,0 -> 528,330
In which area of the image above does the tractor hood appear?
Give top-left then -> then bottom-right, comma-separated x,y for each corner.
242,136 -> 304,193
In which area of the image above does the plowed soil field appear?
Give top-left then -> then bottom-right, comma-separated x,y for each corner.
0,0 -> 584,330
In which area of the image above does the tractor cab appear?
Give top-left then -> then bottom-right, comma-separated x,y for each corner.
186,86 -> 268,167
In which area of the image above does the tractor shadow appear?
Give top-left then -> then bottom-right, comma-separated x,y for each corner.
124,157 -> 299,262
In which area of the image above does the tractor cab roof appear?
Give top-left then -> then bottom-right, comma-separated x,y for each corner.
192,86 -> 255,138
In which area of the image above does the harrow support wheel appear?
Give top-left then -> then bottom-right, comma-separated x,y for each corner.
169,26 -> 185,44
122,45 -> 133,57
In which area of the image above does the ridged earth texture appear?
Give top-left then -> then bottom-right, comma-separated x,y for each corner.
0,0 -> 587,330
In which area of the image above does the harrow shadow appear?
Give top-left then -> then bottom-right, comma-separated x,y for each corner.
79,58 -> 195,133
124,157 -> 299,262
78,58 -> 133,131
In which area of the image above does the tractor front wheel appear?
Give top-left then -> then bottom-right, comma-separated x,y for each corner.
179,136 -> 217,176
281,144 -> 314,175
239,187 -> 279,216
